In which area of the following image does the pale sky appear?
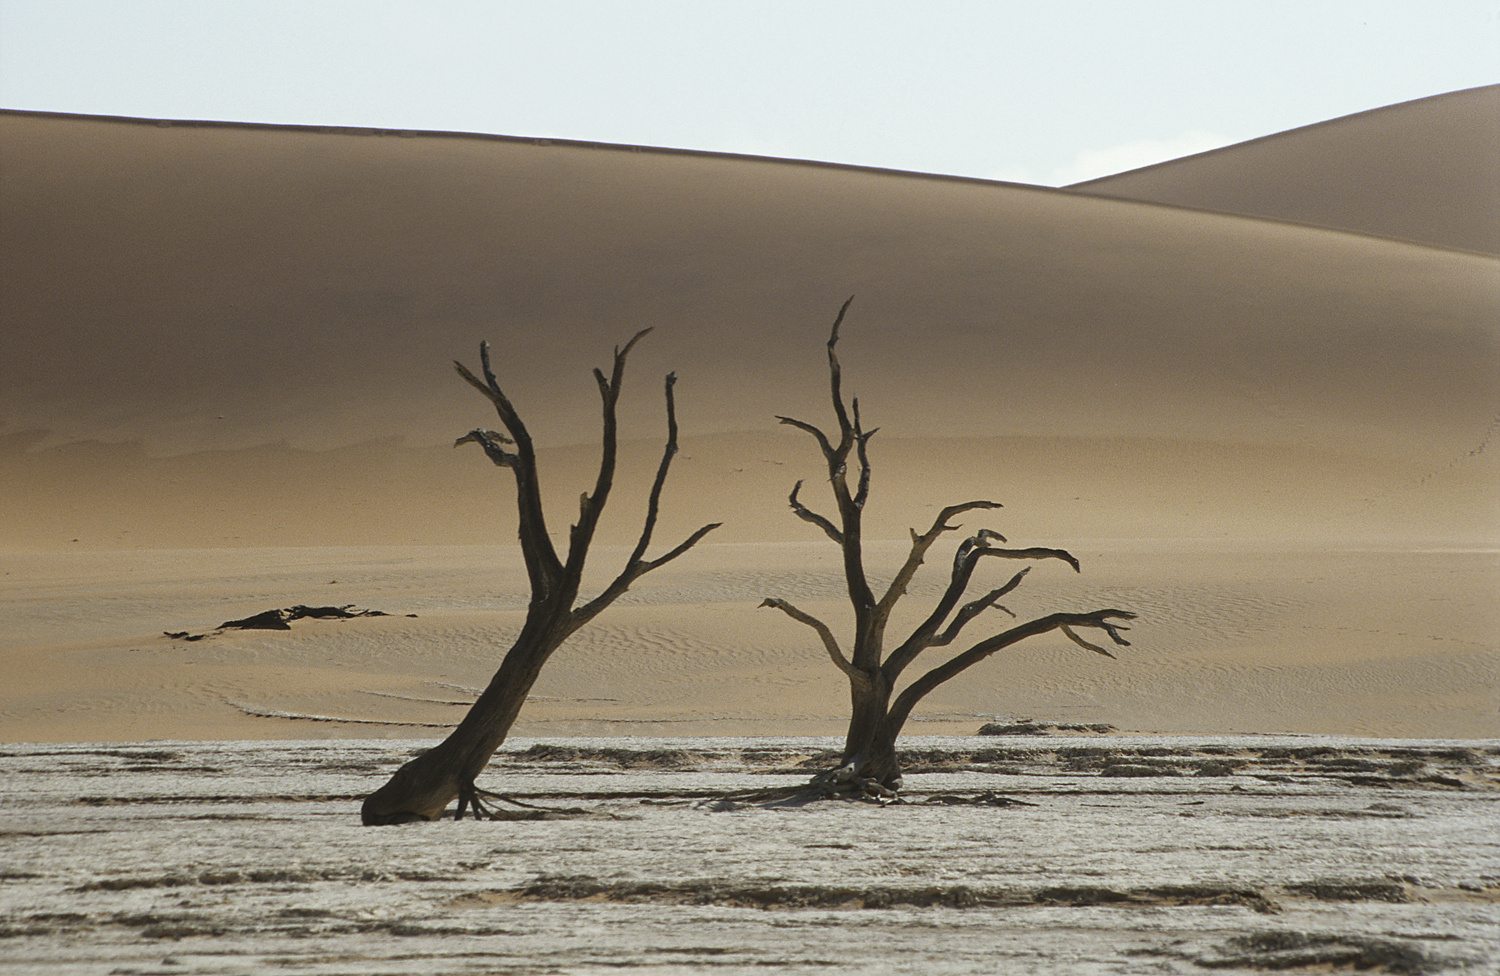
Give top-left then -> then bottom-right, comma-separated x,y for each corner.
1,0 -> 1496,185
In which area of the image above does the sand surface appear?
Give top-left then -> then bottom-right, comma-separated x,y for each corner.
1,541 -> 1496,742
1,94 -> 1496,744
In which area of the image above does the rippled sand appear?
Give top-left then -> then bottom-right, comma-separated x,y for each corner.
3,543 -> 1495,743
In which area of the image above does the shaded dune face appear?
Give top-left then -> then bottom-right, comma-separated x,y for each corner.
0,102 -> 1495,551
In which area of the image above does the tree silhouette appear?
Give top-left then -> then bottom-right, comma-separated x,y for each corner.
362,332 -> 719,824
761,299 -> 1134,800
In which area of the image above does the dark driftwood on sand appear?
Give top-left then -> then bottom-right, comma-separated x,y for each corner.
165,605 -> 403,640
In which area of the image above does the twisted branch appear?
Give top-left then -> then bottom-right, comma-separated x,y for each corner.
454,429 -> 517,468
876,501 -> 1003,615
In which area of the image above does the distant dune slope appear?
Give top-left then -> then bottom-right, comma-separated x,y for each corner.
1069,85 -> 1500,256
1,109 -> 1496,548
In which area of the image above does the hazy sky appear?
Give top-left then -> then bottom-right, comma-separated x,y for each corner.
2,0 -> 1496,185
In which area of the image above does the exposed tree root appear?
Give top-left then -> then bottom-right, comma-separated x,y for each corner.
703,766 -> 1035,810
700,765 -> 902,810
453,783 -> 596,821
807,765 -> 902,804
923,791 -> 1038,807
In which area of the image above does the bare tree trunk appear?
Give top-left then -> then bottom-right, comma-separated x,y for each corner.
763,299 -> 1134,801
361,612 -> 569,823
840,675 -> 898,783
361,334 -> 718,824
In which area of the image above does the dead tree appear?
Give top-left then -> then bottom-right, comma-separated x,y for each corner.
761,299 -> 1134,801
361,331 -> 719,824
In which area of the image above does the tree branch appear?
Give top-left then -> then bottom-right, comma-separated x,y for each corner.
928,569 -> 1029,646
760,597 -> 870,690
570,367 -> 721,631
777,297 -> 878,669
883,545 -> 1081,682
825,295 -> 856,447
454,344 -> 564,593
563,329 -> 652,583
776,415 -> 837,462
454,343 -> 540,469
978,546 -> 1081,573
884,533 -> 1012,681
638,521 -> 723,573
875,501 -> 1004,616
852,398 -> 876,510
787,480 -> 844,545
571,520 -> 721,630
625,371 -> 681,568
1060,623 -> 1127,657
777,301 -> 862,499
454,429 -> 517,467
885,609 -> 1136,738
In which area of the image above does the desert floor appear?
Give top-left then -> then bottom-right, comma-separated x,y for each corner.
2,737 -> 1497,975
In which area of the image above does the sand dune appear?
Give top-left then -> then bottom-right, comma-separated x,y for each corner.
1069,85 -> 1500,256
3,110 -> 1495,544
1,103 -> 1495,742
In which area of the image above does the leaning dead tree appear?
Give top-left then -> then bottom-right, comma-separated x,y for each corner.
761,299 -> 1135,801
361,331 -> 719,824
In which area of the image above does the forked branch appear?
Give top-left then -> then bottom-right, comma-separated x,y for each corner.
571,368 -> 721,629
883,537 -> 1079,681
927,568 -> 1029,647
565,328 -> 653,580
787,480 -> 843,544
876,501 -> 1004,614
454,344 -> 564,593
886,609 -> 1137,736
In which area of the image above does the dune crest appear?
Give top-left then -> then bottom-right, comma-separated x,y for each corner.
1068,85 -> 1500,256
